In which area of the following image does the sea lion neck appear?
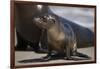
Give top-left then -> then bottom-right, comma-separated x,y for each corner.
47,22 -> 61,35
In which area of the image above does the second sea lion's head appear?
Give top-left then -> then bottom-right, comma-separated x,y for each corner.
33,14 -> 57,29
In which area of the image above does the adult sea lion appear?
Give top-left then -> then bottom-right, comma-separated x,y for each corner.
15,4 -> 49,52
33,14 -> 91,61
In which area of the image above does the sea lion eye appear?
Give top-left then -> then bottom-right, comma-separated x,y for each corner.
41,16 -> 47,22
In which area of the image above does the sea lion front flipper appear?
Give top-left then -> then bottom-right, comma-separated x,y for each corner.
41,55 -> 52,61
41,44 -> 53,61
76,52 -> 91,59
67,52 -> 91,61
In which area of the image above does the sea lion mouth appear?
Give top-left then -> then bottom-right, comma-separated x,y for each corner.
33,17 -> 47,29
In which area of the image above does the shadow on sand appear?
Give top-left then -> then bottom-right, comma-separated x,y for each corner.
18,56 -> 63,63
18,54 -> 91,63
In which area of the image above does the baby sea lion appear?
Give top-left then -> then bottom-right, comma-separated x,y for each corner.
33,14 -> 91,61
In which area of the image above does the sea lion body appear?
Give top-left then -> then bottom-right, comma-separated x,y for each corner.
47,17 -> 76,54
33,14 -> 78,60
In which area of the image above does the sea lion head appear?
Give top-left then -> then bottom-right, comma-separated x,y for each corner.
33,14 -> 57,29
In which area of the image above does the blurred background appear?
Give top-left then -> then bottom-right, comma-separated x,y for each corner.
49,6 -> 94,31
